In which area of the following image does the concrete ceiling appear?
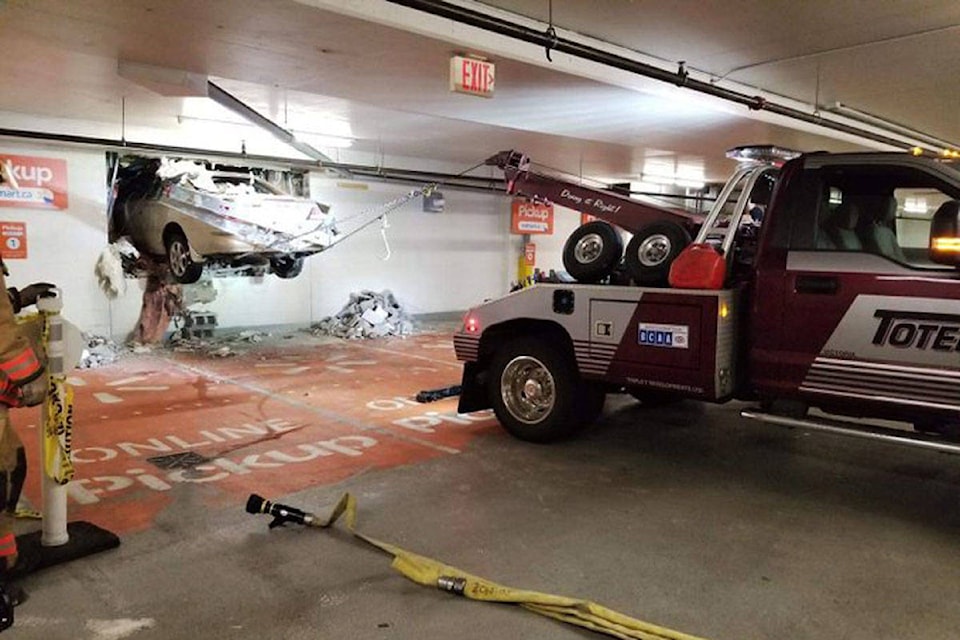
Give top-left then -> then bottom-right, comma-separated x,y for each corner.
0,0 -> 951,182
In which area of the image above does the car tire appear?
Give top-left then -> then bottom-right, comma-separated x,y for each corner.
488,336 -> 594,443
165,229 -> 203,284
624,222 -> 691,287
562,221 -> 623,283
271,256 -> 304,279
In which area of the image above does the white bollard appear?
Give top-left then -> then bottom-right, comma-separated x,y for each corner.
36,294 -> 69,547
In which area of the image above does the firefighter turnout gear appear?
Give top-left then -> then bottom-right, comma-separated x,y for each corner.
0,259 -> 43,571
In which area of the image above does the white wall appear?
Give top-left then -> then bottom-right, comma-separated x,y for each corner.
0,140 -> 113,336
2,137 -> 564,337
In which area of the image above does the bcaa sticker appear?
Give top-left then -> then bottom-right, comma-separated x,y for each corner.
0,155 -> 69,210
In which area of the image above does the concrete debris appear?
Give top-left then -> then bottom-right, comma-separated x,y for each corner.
169,330 -> 271,357
79,335 -> 126,369
182,277 -> 218,307
310,290 -> 414,339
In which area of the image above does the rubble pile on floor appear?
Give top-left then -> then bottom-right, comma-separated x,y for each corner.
79,335 -> 126,369
169,330 -> 272,358
311,290 -> 414,339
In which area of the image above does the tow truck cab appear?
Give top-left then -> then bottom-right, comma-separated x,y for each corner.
455,150 -> 960,446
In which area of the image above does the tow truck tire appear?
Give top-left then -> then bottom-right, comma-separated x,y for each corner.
624,222 -> 691,287
562,221 -> 623,283
488,336 -> 594,443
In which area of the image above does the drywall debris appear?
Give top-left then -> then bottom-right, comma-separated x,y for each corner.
79,335 -> 126,369
310,290 -> 414,339
95,237 -> 140,299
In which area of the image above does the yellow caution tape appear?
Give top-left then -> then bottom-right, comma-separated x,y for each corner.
18,312 -> 76,485
309,493 -> 710,640
43,373 -> 74,485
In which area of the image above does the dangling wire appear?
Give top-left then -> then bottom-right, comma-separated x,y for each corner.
379,214 -> 392,261
544,0 -> 557,61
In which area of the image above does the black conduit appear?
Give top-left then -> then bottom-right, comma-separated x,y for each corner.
385,0 -> 919,150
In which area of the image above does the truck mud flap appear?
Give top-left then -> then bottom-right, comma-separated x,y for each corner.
456,361 -> 490,413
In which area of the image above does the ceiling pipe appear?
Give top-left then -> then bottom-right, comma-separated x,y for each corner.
384,0 -> 931,151
825,102 -> 960,151
0,127 -> 504,193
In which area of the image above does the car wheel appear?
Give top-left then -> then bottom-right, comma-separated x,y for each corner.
562,221 -> 623,283
488,336 -> 594,443
624,222 -> 691,287
165,230 -> 203,284
271,256 -> 304,279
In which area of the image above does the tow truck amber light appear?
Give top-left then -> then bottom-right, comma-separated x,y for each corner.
932,237 -> 960,252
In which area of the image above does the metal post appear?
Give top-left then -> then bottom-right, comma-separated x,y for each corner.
36,294 -> 68,547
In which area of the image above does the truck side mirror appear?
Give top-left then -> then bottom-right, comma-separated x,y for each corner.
929,200 -> 960,266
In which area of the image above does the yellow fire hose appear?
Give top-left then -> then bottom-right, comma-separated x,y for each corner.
247,493 -> 710,640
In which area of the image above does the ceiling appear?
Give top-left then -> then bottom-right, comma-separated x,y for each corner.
0,0 -> 954,182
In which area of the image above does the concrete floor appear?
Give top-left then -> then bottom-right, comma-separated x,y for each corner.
7,330 -> 960,640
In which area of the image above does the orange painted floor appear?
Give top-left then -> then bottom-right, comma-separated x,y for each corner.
11,330 -> 495,535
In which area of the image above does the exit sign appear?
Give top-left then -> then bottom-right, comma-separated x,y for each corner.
450,55 -> 495,98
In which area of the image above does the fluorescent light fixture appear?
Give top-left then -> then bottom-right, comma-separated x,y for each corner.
291,130 -> 354,149
639,174 -> 705,189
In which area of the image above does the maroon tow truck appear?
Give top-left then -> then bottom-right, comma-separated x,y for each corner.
454,148 -> 960,453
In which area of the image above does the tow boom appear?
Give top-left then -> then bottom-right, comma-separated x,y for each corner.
484,150 -> 700,235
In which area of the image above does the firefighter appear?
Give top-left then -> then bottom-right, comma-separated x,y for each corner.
0,258 -> 53,607
0,161 -> 57,620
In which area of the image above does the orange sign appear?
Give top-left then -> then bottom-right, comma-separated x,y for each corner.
581,212 -> 598,226
523,242 -> 536,266
1,222 -> 27,259
511,200 -> 554,235
450,55 -> 495,98
0,154 -> 69,210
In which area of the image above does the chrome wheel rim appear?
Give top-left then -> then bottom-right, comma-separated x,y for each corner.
169,240 -> 189,277
574,233 -> 604,264
637,233 -> 670,267
500,355 -> 555,425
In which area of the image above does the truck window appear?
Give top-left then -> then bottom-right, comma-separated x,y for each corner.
789,164 -> 960,268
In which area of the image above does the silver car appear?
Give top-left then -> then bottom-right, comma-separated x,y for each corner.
116,160 -> 337,283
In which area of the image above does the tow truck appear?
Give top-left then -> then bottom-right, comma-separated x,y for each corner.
454,147 -> 960,452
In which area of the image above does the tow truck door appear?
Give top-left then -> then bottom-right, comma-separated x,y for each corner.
759,158 -> 960,409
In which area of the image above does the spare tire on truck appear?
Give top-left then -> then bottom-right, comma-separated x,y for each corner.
623,221 -> 691,287
561,221 -> 623,283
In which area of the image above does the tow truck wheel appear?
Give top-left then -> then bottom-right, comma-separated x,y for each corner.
562,221 -> 623,283
624,222 -> 691,287
489,337 -> 592,443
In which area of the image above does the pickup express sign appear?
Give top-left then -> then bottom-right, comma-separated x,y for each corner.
0,154 -> 69,210
511,199 -> 554,235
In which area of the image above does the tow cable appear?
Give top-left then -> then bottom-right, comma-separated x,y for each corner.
246,493 -> 710,640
